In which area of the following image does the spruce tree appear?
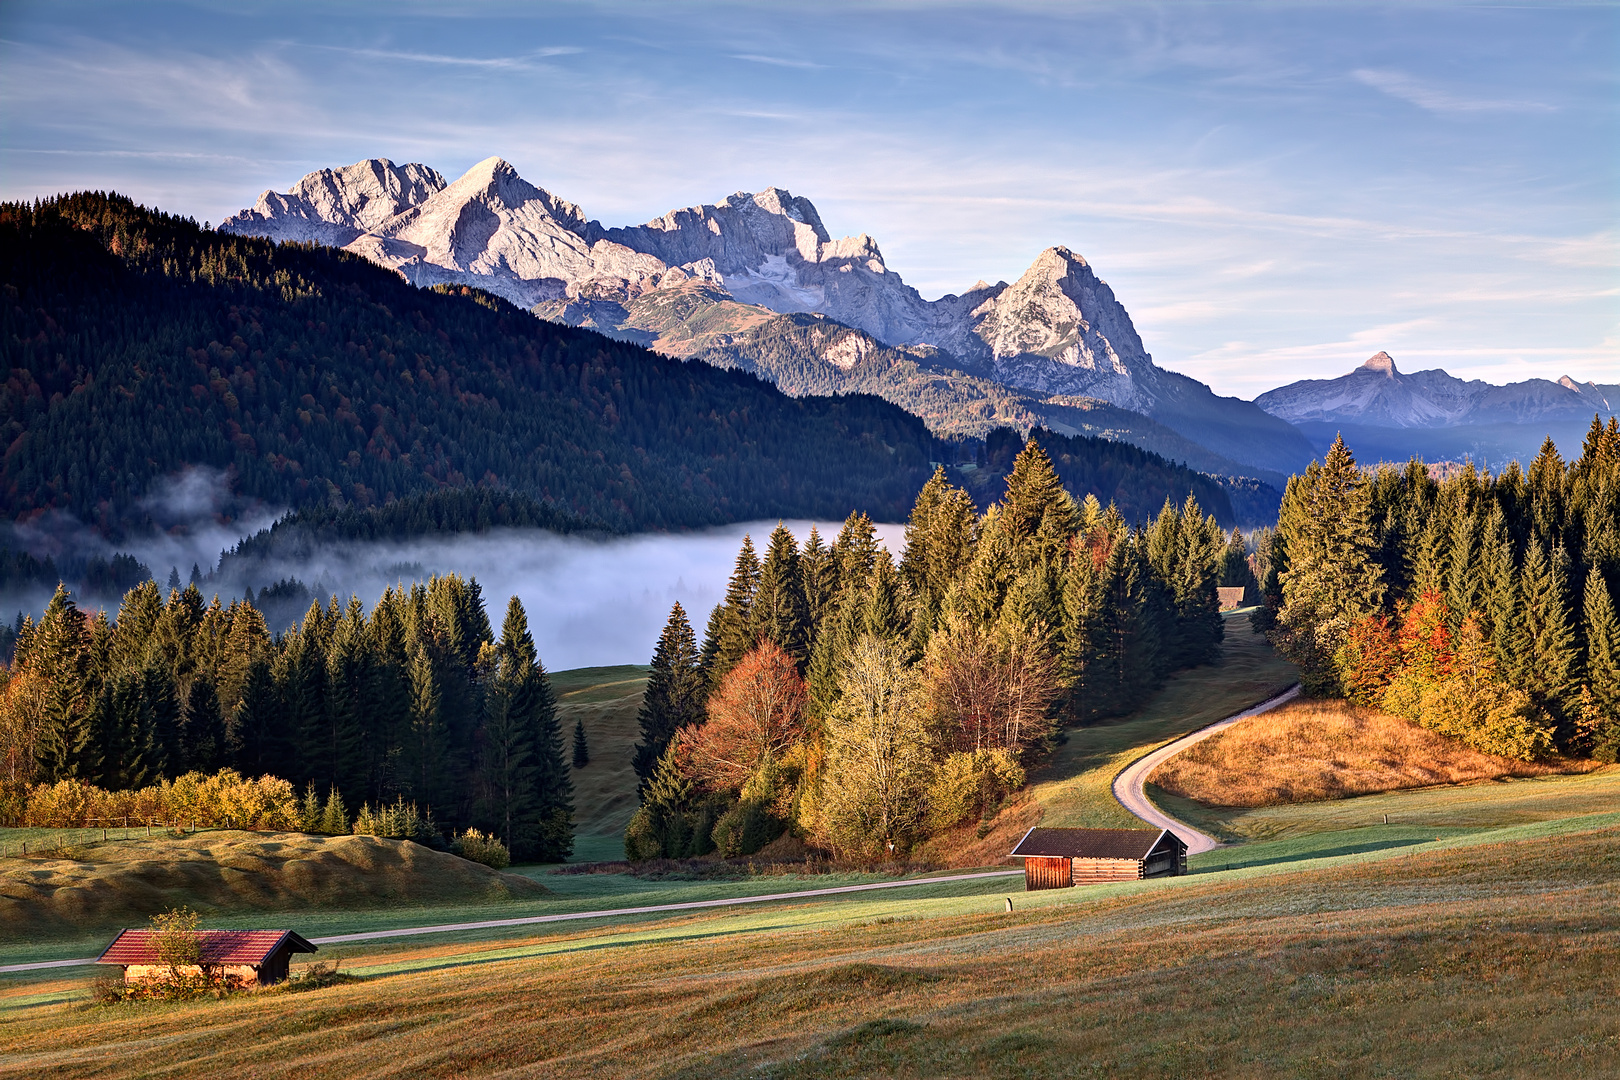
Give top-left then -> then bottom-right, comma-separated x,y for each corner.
799,526 -> 837,646
707,535 -> 761,688
1582,571 -> 1620,760
319,786 -> 349,834
752,524 -> 809,666
32,585 -> 94,781
1273,436 -> 1385,694
572,718 -> 590,768
633,603 -> 705,790
1513,540 -> 1578,725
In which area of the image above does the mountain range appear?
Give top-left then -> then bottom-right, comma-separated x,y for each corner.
223,157 -> 1316,481
223,157 -> 1615,478
1258,352 -> 1617,464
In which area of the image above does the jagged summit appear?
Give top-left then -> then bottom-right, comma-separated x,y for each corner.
1362,351 -> 1398,377
222,155 -> 1318,476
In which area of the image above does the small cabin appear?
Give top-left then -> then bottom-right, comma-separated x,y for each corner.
96,929 -> 317,990
1008,827 -> 1188,891
1216,586 -> 1247,611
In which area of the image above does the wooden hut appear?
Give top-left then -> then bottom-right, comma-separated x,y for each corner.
97,929 -> 317,990
1008,827 -> 1188,891
1216,586 -> 1247,611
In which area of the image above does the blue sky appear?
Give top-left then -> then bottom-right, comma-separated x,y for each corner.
2,1 -> 1615,397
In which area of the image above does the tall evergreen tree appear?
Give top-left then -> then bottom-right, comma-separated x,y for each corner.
706,535 -> 761,688
752,524 -> 809,666
1513,540 -> 1579,727
1273,436 -> 1385,694
1581,570 -> 1620,760
31,585 -> 94,781
633,603 -> 705,791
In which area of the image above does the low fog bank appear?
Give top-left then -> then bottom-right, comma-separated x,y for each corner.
5,520 -> 906,672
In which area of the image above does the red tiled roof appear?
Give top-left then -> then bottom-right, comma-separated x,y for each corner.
96,929 -> 316,966
1009,827 -> 1178,860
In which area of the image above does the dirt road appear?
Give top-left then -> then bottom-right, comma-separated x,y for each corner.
1111,685 -> 1301,854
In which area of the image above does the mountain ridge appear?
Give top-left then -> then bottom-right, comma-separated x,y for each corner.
222,156 -> 1316,478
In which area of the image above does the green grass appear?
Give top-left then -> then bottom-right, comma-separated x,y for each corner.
553,664 -> 649,862
1028,611 -> 1297,829
5,813 -> 1616,1076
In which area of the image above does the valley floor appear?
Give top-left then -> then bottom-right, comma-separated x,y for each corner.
4,623 -> 1616,1076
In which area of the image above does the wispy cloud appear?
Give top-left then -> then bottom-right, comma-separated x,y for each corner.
1352,69 -> 1554,115
733,53 -> 824,70
310,44 -> 582,69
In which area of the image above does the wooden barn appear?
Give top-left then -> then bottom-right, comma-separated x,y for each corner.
1216,586 -> 1247,611
97,929 -> 317,990
1008,827 -> 1188,891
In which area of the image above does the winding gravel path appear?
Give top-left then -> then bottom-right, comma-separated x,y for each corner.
1111,684 -> 1301,854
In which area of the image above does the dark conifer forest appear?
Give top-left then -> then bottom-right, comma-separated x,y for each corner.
0,193 -> 941,535
3,573 -> 574,861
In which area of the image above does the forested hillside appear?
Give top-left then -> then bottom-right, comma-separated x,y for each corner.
0,194 -> 940,536
1257,420 -> 1620,762
1,573 -> 575,861
626,441 -> 1258,860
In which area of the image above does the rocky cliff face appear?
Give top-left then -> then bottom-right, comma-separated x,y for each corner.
1256,353 -> 1615,428
223,157 -> 1316,475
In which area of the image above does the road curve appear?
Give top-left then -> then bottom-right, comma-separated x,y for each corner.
1111,684 -> 1301,854
0,869 -> 1026,974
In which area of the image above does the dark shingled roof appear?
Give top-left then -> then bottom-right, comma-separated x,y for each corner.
1008,827 -> 1176,861
97,929 -> 316,967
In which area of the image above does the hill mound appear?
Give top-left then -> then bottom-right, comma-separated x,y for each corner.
0,830 -> 548,942
1148,699 -> 1597,807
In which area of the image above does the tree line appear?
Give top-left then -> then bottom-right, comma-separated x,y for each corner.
0,574 -> 574,860
628,439 -> 1256,860
1256,420 -> 1620,762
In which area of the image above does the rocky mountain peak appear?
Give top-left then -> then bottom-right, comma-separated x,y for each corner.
1361,351 -> 1398,377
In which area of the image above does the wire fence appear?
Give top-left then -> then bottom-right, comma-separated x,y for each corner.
0,821 -> 228,859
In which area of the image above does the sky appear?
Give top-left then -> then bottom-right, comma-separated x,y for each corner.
1,0 -> 1616,397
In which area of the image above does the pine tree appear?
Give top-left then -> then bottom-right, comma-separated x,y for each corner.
1580,570 -> 1620,760
633,603 -> 705,790
1273,436 -> 1385,694
572,718 -> 590,768
31,585 -> 94,781
1000,440 -> 1075,553
1513,540 -> 1578,726
319,786 -> 349,834
900,467 -> 977,636
707,535 -> 761,688
752,524 -> 809,666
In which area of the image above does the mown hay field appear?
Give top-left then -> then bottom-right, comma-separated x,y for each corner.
5,813 -> 1616,1078
1149,697 -> 1597,808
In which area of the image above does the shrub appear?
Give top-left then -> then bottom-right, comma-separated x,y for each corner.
13,770 -> 300,830
924,749 -> 1025,833
455,829 -> 510,869
711,798 -> 786,859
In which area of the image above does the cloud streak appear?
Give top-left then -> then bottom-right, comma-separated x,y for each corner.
1352,68 -> 1555,115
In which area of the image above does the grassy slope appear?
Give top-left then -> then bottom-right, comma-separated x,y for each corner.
0,830 -> 550,946
5,813 -> 1616,1077
552,665 -> 650,863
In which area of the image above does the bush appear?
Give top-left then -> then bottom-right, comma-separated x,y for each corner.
924,749 -> 1025,833
711,798 -> 786,859
13,770 -> 299,830
454,829 -> 510,869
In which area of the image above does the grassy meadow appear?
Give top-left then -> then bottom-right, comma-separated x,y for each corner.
5,630 -> 1617,1075
3,809 -> 1615,1077
1149,697 -> 1596,808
